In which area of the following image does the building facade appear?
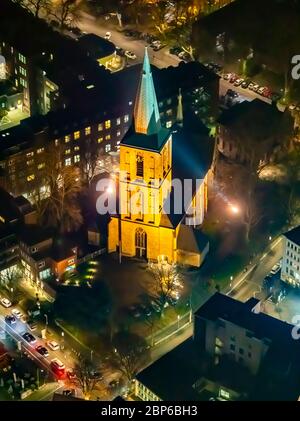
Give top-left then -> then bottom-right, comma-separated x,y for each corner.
281,226 -> 300,287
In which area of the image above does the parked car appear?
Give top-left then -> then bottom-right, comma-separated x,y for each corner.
152,43 -> 166,51
223,73 -> 231,81
234,78 -> 244,87
262,87 -> 272,98
178,51 -> 192,62
241,79 -> 251,89
22,332 -> 37,344
50,358 -> 65,378
5,315 -> 16,325
104,31 -> 111,40
248,82 -> 255,90
270,262 -> 281,275
116,46 -> 125,56
229,73 -> 238,83
47,340 -> 59,351
125,50 -> 136,60
36,345 -> 49,357
1,298 -> 12,308
252,84 -> 260,92
258,86 -> 267,95
12,309 -> 22,319
150,300 -> 161,313
67,369 -> 77,381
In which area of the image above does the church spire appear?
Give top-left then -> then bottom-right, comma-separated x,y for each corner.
134,47 -> 161,135
177,88 -> 183,127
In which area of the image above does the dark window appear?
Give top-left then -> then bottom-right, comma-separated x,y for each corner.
238,357 -> 244,364
230,336 -> 236,342
248,352 -> 252,358
136,155 -> 144,177
239,348 -> 244,355
230,344 -> 235,351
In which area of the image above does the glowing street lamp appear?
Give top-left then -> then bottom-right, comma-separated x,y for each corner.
229,204 -> 240,215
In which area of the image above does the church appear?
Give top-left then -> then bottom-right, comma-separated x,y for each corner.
108,49 -> 214,267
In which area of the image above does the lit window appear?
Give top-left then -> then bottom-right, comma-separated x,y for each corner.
105,134 -> 111,141
98,123 -> 103,131
74,146 -> 80,151
19,66 -> 26,76
65,149 -> 71,155
20,78 -> 27,88
65,135 -> 70,143
26,160 -> 34,166
167,98 -> 172,105
117,130 -> 121,137
124,115 -> 129,123
55,139 -> 59,146
65,158 -> 71,166
37,148 -> 44,154
26,152 -> 34,157
105,120 -> 111,129
98,137 -> 103,144
18,53 -> 26,64
166,121 -> 172,128
105,144 -> 111,153
38,163 -> 45,170
166,109 -> 172,116
85,126 -> 91,135
74,155 -> 80,163
27,174 -> 35,181
116,118 -> 121,125
74,131 -> 80,140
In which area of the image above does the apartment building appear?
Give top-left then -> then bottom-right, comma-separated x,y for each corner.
135,293 -> 300,401
281,226 -> 300,287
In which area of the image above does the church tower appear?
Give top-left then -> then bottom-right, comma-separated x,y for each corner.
108,48 -> 175,261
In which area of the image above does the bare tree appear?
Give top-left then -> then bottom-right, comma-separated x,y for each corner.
111,332 -> 148,382
51,0 -> 80,29
30,144 -> 83,233
73,357 -> 102,400
148,261 -> 181,307
26,0 -> 51,17
0,265 -> 23,303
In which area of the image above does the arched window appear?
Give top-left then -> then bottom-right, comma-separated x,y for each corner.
135,228 -> 147,258
136,154 -> 144,177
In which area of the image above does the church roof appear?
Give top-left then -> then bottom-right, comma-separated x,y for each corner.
121,121 -> 170,151
133,48 -> 161,135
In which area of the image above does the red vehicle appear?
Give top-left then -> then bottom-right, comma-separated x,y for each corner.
263,87 -> 272,98
50,358 -> 65,379
229,73 -> 238,83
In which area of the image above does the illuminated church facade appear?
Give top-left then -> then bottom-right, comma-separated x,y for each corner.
108,49 -> 212,267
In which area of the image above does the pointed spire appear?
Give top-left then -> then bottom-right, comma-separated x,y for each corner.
134,47 -> 161,135
177,88 -> 183,127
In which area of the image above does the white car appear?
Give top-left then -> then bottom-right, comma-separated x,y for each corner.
104,31 -> 111,40
125,50 -> 136,60
258,86 -> 266,95
47,340 -> 59,351
12,309 -> 22,319
1,298 -> 12,308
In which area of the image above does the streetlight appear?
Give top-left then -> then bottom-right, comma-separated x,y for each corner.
61,331 -> 64,350
44,314 -> 48,331
229,204 -> 240,215
177,315 -> 180,330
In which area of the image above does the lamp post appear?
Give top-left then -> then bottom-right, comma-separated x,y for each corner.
61,331 -> 64,350
177,315 -> 180,330
90,350 -> 93,363
44,314 -> 48,332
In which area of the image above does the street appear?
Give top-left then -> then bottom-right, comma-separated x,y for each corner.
78,11 -> 180,69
